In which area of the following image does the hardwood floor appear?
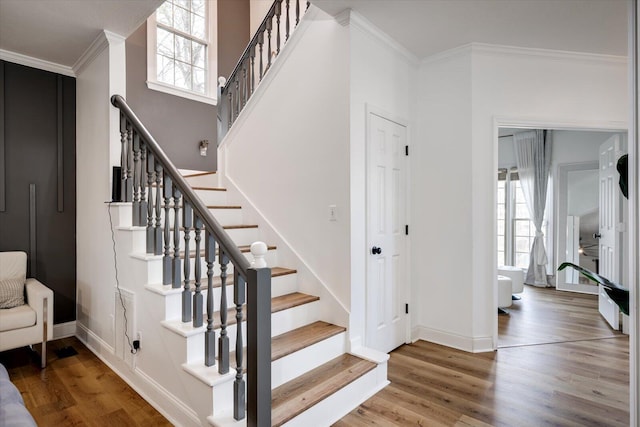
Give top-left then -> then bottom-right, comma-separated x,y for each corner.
335,285 -> 629,426
0,337 -> 171,427
499,285 -> 623,347
0,286 -> 629,426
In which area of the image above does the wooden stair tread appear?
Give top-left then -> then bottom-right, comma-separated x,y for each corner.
212,292 -> 318,329
227,321 -> 347,374
272,321 -> 345,361
207,205 -> 241,209
191,186 -> 226,191
183,171 -> 216,178
271,354 -> 376,427
176,244 -> 277,259
170,224 -> 258,231
184,267 -> 296,290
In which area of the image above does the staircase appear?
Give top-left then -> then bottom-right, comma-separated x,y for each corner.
108,142 -> 388,426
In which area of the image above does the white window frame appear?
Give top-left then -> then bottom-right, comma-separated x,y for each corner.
147,0 -> 218,105
497,170 -> 550,269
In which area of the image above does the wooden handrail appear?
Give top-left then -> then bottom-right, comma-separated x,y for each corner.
111,94 -> 250,276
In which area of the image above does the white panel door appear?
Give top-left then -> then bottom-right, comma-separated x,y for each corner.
598,135 -> 625,330
366,112 -> 407,353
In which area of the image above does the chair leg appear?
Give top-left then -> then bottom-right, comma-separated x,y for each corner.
41,297 -> 48,368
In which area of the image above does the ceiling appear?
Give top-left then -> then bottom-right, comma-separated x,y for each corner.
0,0 -> 629,71
313,0 -> 629,59
0,0 -> 163,68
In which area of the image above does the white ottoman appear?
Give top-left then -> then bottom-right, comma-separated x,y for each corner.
498,265 -> 525,299
498,275 -> 512,314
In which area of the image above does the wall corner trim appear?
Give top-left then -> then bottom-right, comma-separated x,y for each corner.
73,30 -> 126,75
0,49 -> 75,77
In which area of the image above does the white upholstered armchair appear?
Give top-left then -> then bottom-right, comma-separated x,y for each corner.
0,251 -> 54,368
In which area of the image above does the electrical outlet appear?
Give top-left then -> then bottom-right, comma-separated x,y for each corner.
328,205 -> 337,221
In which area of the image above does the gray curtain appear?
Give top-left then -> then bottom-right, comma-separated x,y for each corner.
514,130 -> 552,286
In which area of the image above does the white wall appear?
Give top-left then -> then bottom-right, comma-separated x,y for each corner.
76,31 -> 126,351
412,49 -> 475,349
250,0 -> 272,37
413,43 -> 628,352
219,8 -> 352,321
348,12 -> 418,347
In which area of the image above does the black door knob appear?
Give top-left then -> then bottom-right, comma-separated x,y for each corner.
593,233 -> 602,239
371,246 -> 382,255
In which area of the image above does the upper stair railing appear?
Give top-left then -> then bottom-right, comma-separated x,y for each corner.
218,0 -> 310,138
111,95 -> 272,426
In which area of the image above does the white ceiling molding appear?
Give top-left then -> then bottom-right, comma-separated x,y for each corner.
0,49 -> 75,77
420,43 -> 473,66
73,30 -> 125,76
421,42 -> 628,67
335,9 -> 419,66
471,43 -> 628,65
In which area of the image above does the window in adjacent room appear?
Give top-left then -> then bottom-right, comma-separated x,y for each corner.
497,169 -> 548,270
147,0 -> 217,105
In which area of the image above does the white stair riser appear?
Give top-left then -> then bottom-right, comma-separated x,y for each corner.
175,227 -> 260,250
156,208 -> 242,229
162,273 -> 299,322
195,189 -> 228,205
164,299 -> 319,363
271,331 -> 346,389
207,208 -> 243,227
271,300 -> 320,337
282,363 -> 388,427
184,173 -> 219,188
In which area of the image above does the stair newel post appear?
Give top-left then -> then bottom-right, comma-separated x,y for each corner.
275,0 -> 282,56
182,200 -> 193,322
145,148 -> 155,254
154,161 -> 163,255
218,251 -> 230,374
266,16 -> 273,71
233,270 -> 246,421
296,0 -> 300,26
204,232 -> 216,366
162,172 -> 172,284
132,131 -> 141,225
247,266 -> 272,426
119,113 -> 128,202
172,186 -> 182,289
285,0 -> 290,41
139,140 -> 148,227
192,215 -> 203,327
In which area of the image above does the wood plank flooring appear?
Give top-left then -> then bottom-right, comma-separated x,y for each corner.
335,285 -> 630,426
499,286 -> 623,347
0,337 -> 172,427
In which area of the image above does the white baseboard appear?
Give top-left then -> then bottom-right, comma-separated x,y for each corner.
412,325 -> 494,353
75,323 -> 200,427
53,321 -> 77,339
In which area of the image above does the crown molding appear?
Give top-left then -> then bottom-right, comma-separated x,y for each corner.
471,42 -> 628,64
422,42 -> 628,66
73,30 -> 126,75
0,49 -> 75,77
335,9 -> 419,66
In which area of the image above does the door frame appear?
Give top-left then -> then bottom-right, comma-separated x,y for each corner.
555,161 -> 599,294
364,103 -> 411,350
493,116 -> 634,421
